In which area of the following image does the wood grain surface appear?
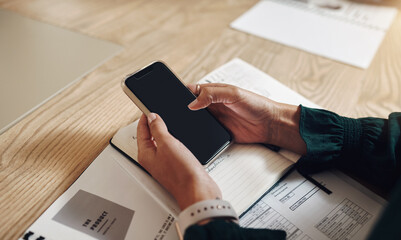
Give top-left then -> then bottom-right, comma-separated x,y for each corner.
0,0 -> 400,239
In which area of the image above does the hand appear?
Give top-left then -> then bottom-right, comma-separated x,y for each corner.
137,113 -> 222,210
188,83 -> 307,155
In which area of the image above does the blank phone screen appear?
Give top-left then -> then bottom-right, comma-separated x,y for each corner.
125,62 -> 231,165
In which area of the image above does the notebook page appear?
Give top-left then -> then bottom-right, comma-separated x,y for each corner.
206,144 -> 293,214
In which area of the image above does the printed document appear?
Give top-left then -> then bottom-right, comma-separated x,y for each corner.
231,0 -> 397,68
241,170 -> 385,240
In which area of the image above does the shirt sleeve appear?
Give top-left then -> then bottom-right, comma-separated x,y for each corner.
184,220 -> 286,240
297,105 -> 401,193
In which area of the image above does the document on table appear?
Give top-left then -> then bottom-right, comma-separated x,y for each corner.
240,170 -> 385,240
231,0 -> 397,68
20,146 -> 180,240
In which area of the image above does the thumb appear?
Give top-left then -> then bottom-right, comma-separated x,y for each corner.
147,113 -> 171,143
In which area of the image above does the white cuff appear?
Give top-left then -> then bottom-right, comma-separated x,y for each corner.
176,199 -> 238,238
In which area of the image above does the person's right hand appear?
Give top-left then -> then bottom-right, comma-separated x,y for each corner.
188,83 -> 307,155
137,113 -> 222,210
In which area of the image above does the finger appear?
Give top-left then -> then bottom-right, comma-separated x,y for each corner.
137,114 -> 156,151
187,84 -> 197,94
147,113 -> 171,144
187,83 -> 231,95
188,85 -> 242,110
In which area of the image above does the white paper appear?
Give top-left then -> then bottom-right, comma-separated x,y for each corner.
230,0 -> 397,68
240,170 -> 385,240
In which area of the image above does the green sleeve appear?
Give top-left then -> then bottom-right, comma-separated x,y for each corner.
184,220 -> 286,240
297,106 -> 401,193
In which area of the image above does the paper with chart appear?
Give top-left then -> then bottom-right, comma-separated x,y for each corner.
231,0 -> 398,68
240,170 -> 385,240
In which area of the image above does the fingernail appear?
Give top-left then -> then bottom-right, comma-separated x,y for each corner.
188,99 -> 198,109
147,113 -> 156,123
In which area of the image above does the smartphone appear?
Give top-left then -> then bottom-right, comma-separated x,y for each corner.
122,61 -> 231,165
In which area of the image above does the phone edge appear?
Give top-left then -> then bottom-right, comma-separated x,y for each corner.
203,140 -> 232,168
121,68 -> 152,116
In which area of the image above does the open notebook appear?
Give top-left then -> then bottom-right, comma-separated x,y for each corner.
111,58 -> 319,215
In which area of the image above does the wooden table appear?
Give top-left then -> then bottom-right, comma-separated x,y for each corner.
1,0 -> 400,239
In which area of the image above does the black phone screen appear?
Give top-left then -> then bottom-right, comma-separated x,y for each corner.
125,61 -> 231,165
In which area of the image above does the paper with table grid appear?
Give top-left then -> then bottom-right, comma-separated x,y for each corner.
240,170 -> 385,240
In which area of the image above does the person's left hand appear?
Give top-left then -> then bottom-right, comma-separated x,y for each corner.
137,113 -> 222,210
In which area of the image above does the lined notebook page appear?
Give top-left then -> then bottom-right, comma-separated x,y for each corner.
111,58 -> 320,214
205,144 -> 293,214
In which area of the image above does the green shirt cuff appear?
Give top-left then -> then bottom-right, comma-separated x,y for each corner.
297,105 -> 362,173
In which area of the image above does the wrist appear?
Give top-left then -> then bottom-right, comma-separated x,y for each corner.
173,175 -> 222,210
176,199 -> 238,238
269,103 -> 307,155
